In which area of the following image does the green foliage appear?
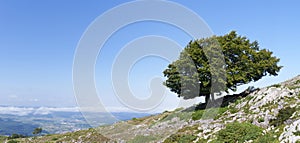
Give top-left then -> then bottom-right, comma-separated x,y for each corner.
213,122 -> 263,143
7,140 -> 19,143
293,131 -> 300,136
177,125 -> 199,134
32,127 -> 42,136
128,135 -> 157,143
295,80 -> 300,84
258,117 -> 265,123
163,31 -> 281,101
271,84 -> 281,88
163,134 -> 197,143
288,86 -> 300,90
192,107 -> 228,120
228,106 -> 239,114
253,132 -> 279,143
192,110 -> 205,120
270,107 -> 296,127
8,134 -> 26,139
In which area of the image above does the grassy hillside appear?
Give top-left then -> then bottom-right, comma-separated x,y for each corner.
7,75 -> 300,143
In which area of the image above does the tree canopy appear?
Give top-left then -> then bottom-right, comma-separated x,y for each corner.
163,31 -> 282,102
32,127 -> 42,135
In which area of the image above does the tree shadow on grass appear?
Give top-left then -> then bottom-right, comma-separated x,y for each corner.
183,86 -> 259,112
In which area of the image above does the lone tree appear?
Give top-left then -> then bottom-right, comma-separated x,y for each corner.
32,127 -> 42,136
163,31 -> 282,103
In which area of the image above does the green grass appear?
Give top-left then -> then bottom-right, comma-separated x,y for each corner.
0,136 -> 7,142
253,131 -> 279,143
128,135 -> 157,143
192,107 -> 228,120
159,111 -> 192,122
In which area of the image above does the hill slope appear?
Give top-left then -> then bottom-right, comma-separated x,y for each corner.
6,75 -> 300,143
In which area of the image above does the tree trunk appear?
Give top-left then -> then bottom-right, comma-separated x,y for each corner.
205,94 -> 210,103
205,94 -> 216,108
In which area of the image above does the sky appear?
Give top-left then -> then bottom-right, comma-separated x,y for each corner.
0,0 -> 299,113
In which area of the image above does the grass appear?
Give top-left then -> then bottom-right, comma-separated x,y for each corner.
177,125 -> 200,134
0,136 -> 7,142
192,107 -> 228,120
7,140 -> 19,143
128,135 -> 157,143
159,111 -> 192,122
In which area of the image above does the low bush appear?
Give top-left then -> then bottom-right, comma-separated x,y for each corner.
271,84 -> 281,88
7,140 -> 19,143
213,122 -> 263,143
293,131 -> 300,136
8,134 -> 26,139
163,134 -> 196,143
258,117 -> 265,123
253,132 -> 279,143
270,107 -> 296,127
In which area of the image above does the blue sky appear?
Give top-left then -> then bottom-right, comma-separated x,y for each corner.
0,0 -> 299,112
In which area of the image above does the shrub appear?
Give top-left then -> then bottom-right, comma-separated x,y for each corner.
163,134 -> 196,143
228,107 -> 239,114
8,134 -> 26,139
7,140 -> 19,143
293,131 -> 300,136
271,84 -> 281,88
253,132 -> 279,143
213,122 -> 263,143
270,107 -> 296,127
258,117 -> 265,123
192,110 -> 205,120
52,137 -> 59,141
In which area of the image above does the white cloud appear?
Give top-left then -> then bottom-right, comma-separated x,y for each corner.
0,106 -> 80,116
0,106 -> 35,116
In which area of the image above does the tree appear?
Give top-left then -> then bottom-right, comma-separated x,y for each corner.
32,127 -> 42,136
163,31 -> 282,103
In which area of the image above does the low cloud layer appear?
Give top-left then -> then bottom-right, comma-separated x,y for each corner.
0,106 -> 140,116
0,106 -> 79,116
